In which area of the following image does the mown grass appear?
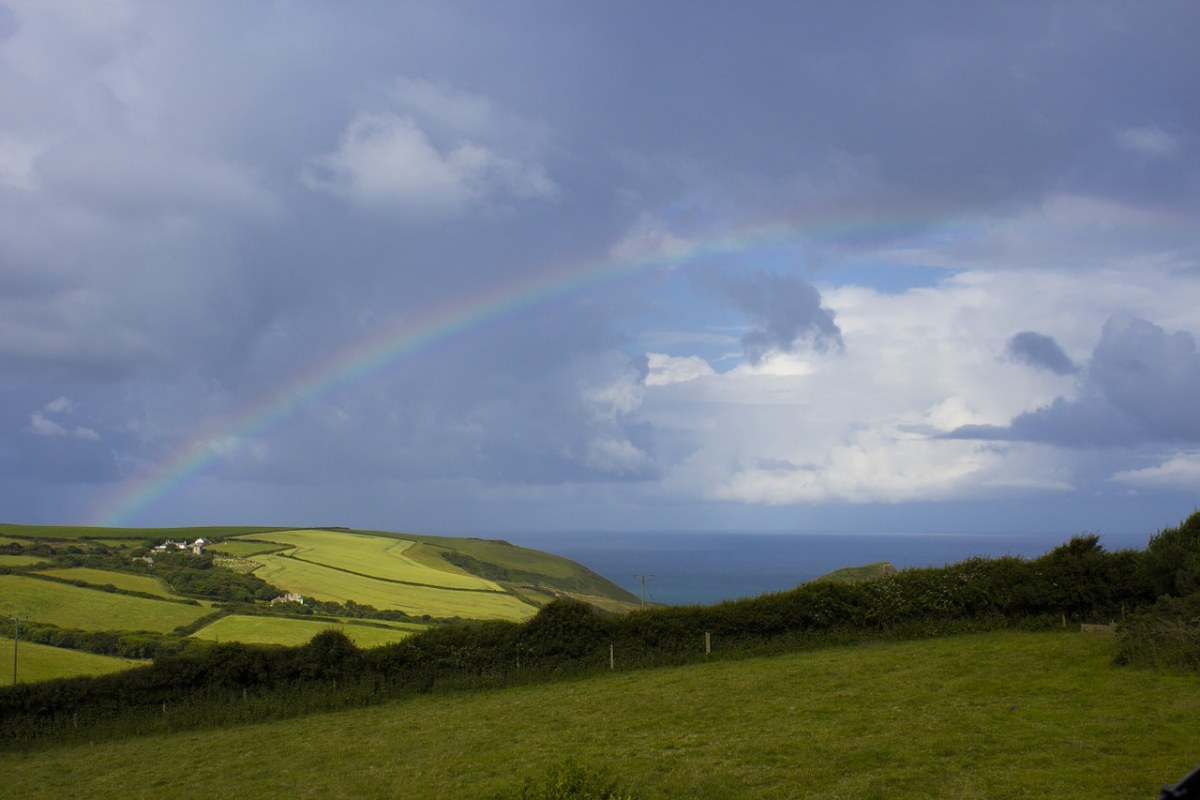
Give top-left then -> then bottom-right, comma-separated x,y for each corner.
1,636 -> 145,684
189,614 -> 418,648
1,631 -> 1194,799
241,529 -> 503,591
0,575 -> 209,633
249,552 -> 536,621
35,567 -> 177,599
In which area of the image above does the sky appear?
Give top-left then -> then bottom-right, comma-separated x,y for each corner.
1,1 -> 1198,539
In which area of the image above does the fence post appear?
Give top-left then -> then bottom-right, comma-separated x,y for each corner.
609,643 -> 614,671
705,631 -> 711,658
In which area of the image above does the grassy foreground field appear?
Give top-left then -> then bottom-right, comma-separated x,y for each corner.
2,631 -> 1196,799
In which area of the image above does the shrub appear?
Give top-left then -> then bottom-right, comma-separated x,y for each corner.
1114,592 -> 1200,671
492,761 -> 638,800
518,599 -> 609,664
1143,511 -> 1200,598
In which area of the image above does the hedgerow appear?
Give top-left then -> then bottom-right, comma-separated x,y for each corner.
2,518 -> 1194,746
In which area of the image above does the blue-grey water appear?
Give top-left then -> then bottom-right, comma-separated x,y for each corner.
504,530 -> 1151,606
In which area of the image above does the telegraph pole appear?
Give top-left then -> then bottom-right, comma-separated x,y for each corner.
10,616 -> 18,687
636,574 -> 653,608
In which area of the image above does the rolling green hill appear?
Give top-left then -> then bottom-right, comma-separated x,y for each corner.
1,631 -> 1194,799
0,524 -> 639,682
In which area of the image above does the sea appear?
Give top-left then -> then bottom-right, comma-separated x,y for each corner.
503,530 -> 1152,607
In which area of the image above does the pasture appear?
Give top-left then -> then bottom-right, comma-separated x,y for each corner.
35,567 -> 177,599
1,636 -> 145,685
240,529 -> 503,591
1,631 -> 1195,799
0,575 -> 209,633
248,554 -> 536,620
206,540 -> 289,557
190,614 -> 418,648
0,555 -> 52,567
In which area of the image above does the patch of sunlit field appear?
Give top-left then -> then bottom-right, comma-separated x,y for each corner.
189,614 -> 420,648
3,631 -> 1195,799
0,575 -> 209,633
248,554 -> 536,621
0,554 -> 51,567
205,539 -> 290,557
35,567 -> 177,599
240,529 -> 503,591
1,636 -> 145,685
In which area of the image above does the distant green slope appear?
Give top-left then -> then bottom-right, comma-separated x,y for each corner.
238,527 -> 639,610
0,524 -> 640,671
813,561 -> 897,583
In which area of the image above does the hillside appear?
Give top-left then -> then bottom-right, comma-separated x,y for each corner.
1,631 -> 1195,799
812,560 -> 897,583
0,524 -> 639,682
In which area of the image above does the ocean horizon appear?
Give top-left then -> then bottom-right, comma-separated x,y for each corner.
504,530 -> 1152,607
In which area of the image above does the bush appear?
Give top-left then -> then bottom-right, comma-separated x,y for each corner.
1114,593 -> 1200,671
1143,511 -> 1200,598
493,761 -> 638,800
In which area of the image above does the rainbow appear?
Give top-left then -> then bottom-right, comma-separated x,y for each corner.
91,212 -> 938,526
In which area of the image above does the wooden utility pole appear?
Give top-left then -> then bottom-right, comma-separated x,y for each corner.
636,574 -> 653,608
10,616 -> 18,687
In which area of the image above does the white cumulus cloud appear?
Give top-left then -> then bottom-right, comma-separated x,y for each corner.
305,112 -> 555,215
1111,452 -> 1200,490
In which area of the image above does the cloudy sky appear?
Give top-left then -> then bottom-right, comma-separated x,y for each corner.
2,1 -> 1198,537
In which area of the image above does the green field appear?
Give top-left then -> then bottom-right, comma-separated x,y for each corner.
36,567 -> 177,599
1,631 -> 1195,799
241,529 -> 504,591
206,540 -> 289,557
1,636 -> 145,684
0,554 -> 51,567
0,575 -> 209,633
249,554 -> 536,620
190,615 -> 418,648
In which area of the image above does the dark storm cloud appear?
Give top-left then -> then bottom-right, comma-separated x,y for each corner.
1006,331 -> 1079,375
705,271 -> 842,364
1,1 -> 1198,530
950,316 -> 1200,446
